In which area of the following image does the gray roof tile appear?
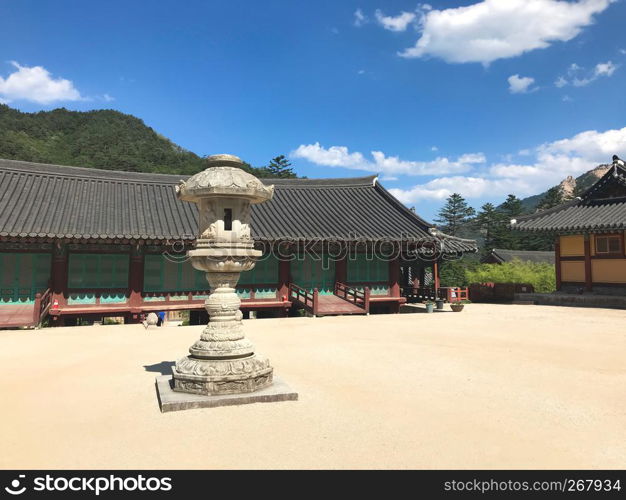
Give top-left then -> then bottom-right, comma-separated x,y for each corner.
483,249 -> 555,264
0,158 -> 477,253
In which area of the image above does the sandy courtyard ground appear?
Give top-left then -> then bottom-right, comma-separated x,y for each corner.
1,303 -> 625,469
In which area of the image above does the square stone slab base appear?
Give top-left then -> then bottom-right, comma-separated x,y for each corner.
155,375 -> 298,413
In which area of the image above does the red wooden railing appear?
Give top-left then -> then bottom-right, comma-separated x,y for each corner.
289,283 -> 318,315
441,286 -> 469,303
334,282 -> 370,313
33,287 -> 52,325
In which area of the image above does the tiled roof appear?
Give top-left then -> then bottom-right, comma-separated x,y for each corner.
482,249 -> 555,264
0,159 -> 477,253
514,163 -> 626,233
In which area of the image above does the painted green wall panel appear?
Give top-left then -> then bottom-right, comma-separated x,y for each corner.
347,254 -> 389,283
68,254 -> 129,289
68,293 -> 97,305
100,293 -> 128,304
0,253 -> 51,304
291,254 -> 335,294
238,255 -> 279,286
351,285 -> 390,296
254,287 -> 278,299
143,255 -> 207,292
144,295 -> 167,302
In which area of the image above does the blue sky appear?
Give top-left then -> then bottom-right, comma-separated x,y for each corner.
1,0 -> 625,220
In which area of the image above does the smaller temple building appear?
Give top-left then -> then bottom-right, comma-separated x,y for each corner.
513,156 -> 626,295
481,248 -> 555,265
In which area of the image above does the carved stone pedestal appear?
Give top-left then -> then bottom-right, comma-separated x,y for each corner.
171,258 -> 275,395
156,375 -> 298,412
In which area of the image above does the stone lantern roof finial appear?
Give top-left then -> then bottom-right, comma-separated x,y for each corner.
176,154 -> 274,204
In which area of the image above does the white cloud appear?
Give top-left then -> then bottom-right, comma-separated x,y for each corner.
354,8 -> 367,27
357,69 -> 365,75
541,127 -> 626,162
556,60 -> 617,87
0,61 -> 83,104
375,10 -> 416,32
594,61 -> 616,76
562,94 -> 573,102
102,93 -> 115,102
398,0 -> 613,65
457,153 -> 486,164
431,146 -> 438,152
508,74 -> 537,94
291,143 -> 367,169
290,142 -> 484,176
390,176 -> 520,203
555,76 -> 568,88
388,126 -> 626,203
620,48 -> 626,55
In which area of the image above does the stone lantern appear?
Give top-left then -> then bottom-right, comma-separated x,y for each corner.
171,154 -> 275,397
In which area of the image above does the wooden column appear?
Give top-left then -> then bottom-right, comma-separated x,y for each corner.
389,257 -> 401,297
51,244 -> 68,307
418,266 -> 425,290
584,233 -> 593,292
433,261 -> 440,291
554,236 -> 562,291
335,256 -> 347,285
50,243 -> 68,326
129,247 -> 144,316
278,258 -> 291,301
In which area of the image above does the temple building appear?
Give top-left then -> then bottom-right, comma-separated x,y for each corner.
0,158 -> 477,327
513,156 -> 626,295
481,248 -> 554,265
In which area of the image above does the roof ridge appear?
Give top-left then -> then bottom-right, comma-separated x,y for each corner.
371,180 -> 433,229
0,158 -> 185,184
514,198 -> 580,223
493,248 -> 553,253
580,162 -> 626,200
262,175 -> 377,187
0,158 -> 378,187
438,233 -> 478,244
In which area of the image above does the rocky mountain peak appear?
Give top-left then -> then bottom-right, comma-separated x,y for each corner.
558,175 -> 576,199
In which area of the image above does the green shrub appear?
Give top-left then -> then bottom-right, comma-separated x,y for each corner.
439,256 -> 480,287
466,259 -> 556,293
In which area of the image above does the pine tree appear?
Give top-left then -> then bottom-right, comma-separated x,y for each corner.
493,194 -> 524,249
263,155 -> 296,178
500,194 -> 523,218
475,202 -> 506,251
499,193 -> 554,251
536,186 -> 563,210
434,193 -> 475,236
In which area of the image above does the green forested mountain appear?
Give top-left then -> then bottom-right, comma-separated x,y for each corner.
0,104 -> 291,177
